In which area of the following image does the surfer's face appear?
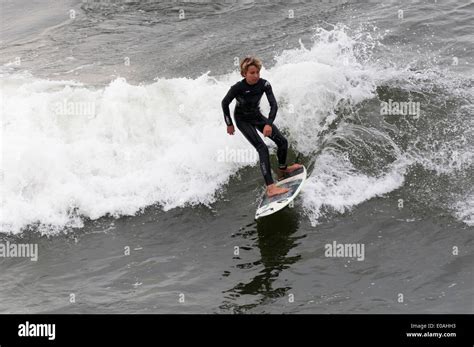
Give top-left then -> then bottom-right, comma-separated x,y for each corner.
244,65 -> 260,85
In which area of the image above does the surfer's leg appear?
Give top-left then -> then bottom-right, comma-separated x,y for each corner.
255,115 -> 303,180
254,117 -> 288,169
270,127 -> 303,175
235,118 -> 274,186
268,125 -> 288,170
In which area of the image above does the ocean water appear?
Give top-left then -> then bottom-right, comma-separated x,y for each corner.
0,0 -> 472,313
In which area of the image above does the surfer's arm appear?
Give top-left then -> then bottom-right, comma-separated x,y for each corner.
264,81 -> 278,125
221,85 -> 238,126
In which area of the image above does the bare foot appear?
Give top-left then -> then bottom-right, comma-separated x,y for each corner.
277,163 -> 303,180
266,183 -> 289,197
285,163 -> 303,173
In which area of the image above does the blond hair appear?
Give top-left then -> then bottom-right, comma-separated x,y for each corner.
240,56 -> 262,77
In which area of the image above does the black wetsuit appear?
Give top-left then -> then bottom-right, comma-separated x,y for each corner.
221,78 -> 288,185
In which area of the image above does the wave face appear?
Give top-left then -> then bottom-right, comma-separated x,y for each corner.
1,20 -> 472,234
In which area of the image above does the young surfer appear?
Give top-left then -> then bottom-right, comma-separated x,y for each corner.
221,56 -> 302,197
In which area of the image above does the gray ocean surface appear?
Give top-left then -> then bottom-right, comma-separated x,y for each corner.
0,0 -> 473,313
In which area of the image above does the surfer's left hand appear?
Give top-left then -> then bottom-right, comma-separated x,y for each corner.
263,124 -> 272,137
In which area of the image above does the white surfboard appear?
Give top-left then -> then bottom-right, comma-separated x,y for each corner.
255,165 -> 307,219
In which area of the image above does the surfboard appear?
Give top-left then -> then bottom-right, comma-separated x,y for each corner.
255,165 -> 307,219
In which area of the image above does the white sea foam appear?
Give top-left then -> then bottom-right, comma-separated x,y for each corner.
1,25 -> 470,234
301,151 -> 408,226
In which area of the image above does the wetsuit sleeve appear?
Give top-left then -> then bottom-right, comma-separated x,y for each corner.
221,84 -> 238,126
264,80 -> 278,125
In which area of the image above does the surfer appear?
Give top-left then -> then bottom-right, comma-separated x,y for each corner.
222,56 -> 302,197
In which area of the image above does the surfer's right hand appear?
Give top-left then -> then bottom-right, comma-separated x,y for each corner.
227,125 -> 235,135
